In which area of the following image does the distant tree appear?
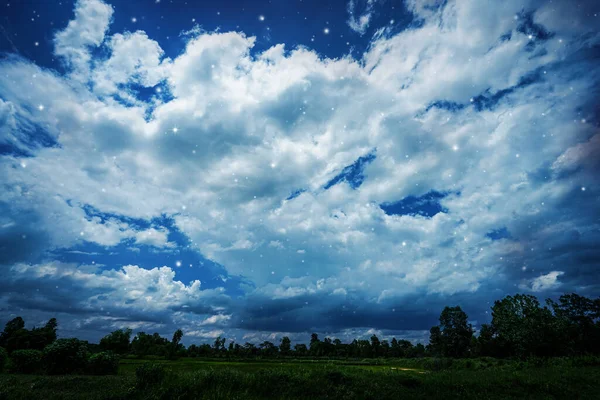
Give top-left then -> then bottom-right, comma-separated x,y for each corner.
172,330 -> 183,347
370,335 -> 381,357
28,318 -> 58,351
356,339 -> 372,358
213,336 -> 226,355
409,343 -> 426,358
0,317 -> 26,352
309,333 -> 321,356
198,343 -> 213,356
43,318 -> 58,342
259,341 -> 278,357
99,329 -> 132,354
476,324 -> 497,357
547,293 -> 600,355
294,343 -> 308,356
322,337 -> 335,357
43,338 -> 89,375
333,338 -> 347,357
0,317 -> 25,343
243,342 -> 258,356
380,340 -> 390,357
187,344 -> 199,357
131,332 -> 170,357
429,306 -> 473,358
390,338 -> 413,358
279,336 -> 291,356
0,317 -> 57,353
491,294 -> 561,358
428,326 -> 443,356
169,329 -> 184,359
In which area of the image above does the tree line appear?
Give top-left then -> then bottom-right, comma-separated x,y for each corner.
1,292 -> 599,375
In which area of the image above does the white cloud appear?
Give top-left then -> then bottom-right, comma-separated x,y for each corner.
134,227 -> 175,248
198,314 -> 231,326
346,0 -> 378,35
92,31 -> 170,98
187,329 -> 225,339
54,0 -> 114,81
8,261 -> 221,310
523,271 -> 565,292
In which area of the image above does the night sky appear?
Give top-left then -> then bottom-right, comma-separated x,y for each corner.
1,0 -> 599,345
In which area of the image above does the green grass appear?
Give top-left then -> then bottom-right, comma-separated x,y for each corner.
2,358 -> 600,399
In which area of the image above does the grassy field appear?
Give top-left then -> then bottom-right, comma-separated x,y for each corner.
2,357 -> 600,399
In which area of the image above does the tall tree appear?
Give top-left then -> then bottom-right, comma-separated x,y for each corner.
547,293 -> 600,355
169,329 -> 184,359
99,329 -> 132,354
429,306 -> 473,357
491,294 -> 560,358
370,335 -> 381,357
309,333 -> 321,356
279,336 -> 291,356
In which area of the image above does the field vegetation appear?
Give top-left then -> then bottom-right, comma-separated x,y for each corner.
1,292 -> 599,399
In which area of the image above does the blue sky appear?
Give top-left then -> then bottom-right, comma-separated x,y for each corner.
0,0 -> 599,344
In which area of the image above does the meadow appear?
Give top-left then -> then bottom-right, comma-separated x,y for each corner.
2,357 -> 600,400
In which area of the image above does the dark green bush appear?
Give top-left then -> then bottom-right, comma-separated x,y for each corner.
135,363 -> 167,390
0,347 -> 7,372
43,338 -> 89,375
424,357 -> 453,371
87,351 -> 119,375
10,349 -> 43,374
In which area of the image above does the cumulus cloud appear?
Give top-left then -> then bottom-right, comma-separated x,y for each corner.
0,261 -> 230,339
1,0 -> 599,341
523,271 -> 565,292
54,0 -> 114,80
92,31 -> 170,98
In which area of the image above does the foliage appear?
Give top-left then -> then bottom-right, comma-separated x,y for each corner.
3,356 -> 600,399
490,294 -> 568,358
0,317 -> 57,353
131,332 -> 170,357
547,293 -> 600,355
1,291 -> 599,372
87,351 -> 119,375
135,363 -> 168,390
259,341 -> 278,357
99,328 -> 132,355
0,347 -> 7,373
10,349 -> 43,374
43,338 -> 89,375
168,329 -> 184,359
279,336 -> 291,355
429,306 -> 473,358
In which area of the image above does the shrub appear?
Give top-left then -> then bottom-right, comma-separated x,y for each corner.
0,347 -> 7,372
43,338 -> 89,375
87,351 -> 119,375
135,363 -> 168,390
10,349 -> 43,374
424,357 -> 453,371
